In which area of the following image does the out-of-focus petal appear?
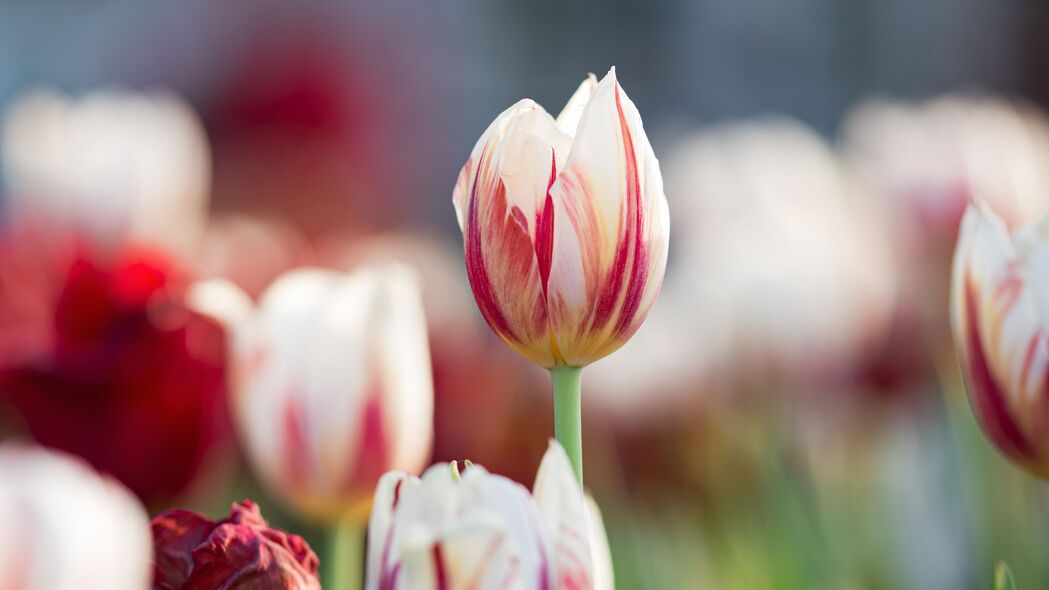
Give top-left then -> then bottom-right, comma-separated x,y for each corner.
952,203 -> 1049,475
533,441 -> 593,589
584,495 -> 614,590
0,444 -> 152,590
232,263 -> 433,524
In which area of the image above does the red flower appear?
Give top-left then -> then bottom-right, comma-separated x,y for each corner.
152,500 -> 321,590
0,243 -> 229,503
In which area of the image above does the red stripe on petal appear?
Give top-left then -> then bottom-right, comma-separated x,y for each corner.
963,277 -> 1036,460
433,543 -> 449,590
465,148 -> 519,341
342,378 -> 389,494
282,394 -> 310,492
535,153 -> 557,298
592,82 -> 649,336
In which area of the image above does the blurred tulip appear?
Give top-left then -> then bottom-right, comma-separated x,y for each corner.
1,89 -> 211,256
590,119 -> 896,411
844,96 -> 1049,249
0,245 -> 229,504
365,441 -> 612,590
318,231 -> 553,484
152,499 -> 320,590
453,67 -> 669,369
951,202 -> 1049,477
190,264 -> 434,523
0,444 -> 152,590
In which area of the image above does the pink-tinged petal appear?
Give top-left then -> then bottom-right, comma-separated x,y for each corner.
952,204 -> 1049,476
533,441 -> 592,590
547,67 -> 670,366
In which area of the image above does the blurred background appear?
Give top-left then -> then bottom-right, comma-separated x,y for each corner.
2,1 -> 1049,588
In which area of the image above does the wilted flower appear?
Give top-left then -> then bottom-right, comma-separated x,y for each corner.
453,68 -> 669,368
951,201 -> 1049,476
152,500 -> 320,590
365,441 -> 613,590
0,444 -> 152,590
190,264 -> 433,523
1,88 -> 211,256
0,245 -> 229,503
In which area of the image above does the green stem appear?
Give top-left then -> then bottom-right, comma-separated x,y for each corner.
552,365 -> 584,484
324,518 -> 364,590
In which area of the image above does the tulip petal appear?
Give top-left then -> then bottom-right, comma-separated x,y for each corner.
584,495 -> 615,590
555,74 -> 598,138
533,441 -> 592,590
366,471 -> 421,590
548,67 -> 670,365
453,101 -> 571,367
953,203 -> 1049,472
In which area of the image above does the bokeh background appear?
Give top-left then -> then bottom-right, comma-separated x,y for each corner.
3,1 -> 1049,588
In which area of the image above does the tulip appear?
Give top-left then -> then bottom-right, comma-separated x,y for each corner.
951,201 -> 1049,476
1,88 -> 211,257
587,118 -> 898,407
152,500 -> 320,590
189,263 -> 433,590
0,245 -> 229,504
452,68 -> 669,482
365,440 -> 613,590
0,444 -> 152,590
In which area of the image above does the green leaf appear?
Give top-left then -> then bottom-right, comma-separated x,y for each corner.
995,562 -> 1016,590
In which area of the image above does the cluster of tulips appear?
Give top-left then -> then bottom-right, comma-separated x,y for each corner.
0,69 -> 661,589
0,64 -> 1047,590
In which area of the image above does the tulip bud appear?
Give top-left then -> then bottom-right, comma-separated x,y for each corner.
192,263 -> 434,523
951,202 -> 1049,476
152,500 -> 320,590
0,444 -> 152,590
453,68 -> 669,368
365,441 -> 613,590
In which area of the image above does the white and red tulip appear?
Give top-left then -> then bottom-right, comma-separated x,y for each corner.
951,201 -> 1049,476
453,68 -> 669,368
0,444 -> 152,590
365,441 -> 613,590
1,89 -> 211,257
191,264 -> 434,523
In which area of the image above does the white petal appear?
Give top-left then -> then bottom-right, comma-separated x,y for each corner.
365,471 -> 421,590
555,74 -> 598,138
0,445 -> 151,590
585,495 -> 615,590
533,441 -> 592,588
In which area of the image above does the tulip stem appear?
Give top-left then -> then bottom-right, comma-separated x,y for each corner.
552,365 -> 584,484
326,518 -> 364,590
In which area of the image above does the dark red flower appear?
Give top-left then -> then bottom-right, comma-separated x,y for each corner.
152,500 -> 321,590
0,242 -> 229,504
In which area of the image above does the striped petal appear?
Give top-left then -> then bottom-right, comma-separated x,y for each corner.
371,463 -> 556,590
547,68 -> 670,366
453,101 -> 573,367
230,264 -> 432,523
952,203 -> 1049,475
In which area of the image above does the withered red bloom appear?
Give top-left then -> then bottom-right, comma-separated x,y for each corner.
152,500 -> 320,590
0,243 -> 229,503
